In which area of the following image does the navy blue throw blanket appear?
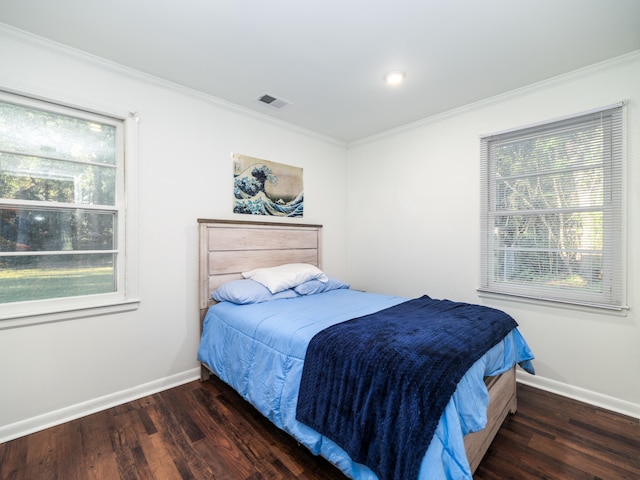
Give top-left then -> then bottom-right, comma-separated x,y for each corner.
296,295 -> 518,480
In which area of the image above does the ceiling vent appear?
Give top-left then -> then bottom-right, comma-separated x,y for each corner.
257,93 -> 291,109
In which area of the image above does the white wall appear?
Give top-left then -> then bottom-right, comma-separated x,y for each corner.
347,52 -> 640,417
0,31 -> 349,441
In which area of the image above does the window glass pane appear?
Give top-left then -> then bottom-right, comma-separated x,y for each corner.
0,101 -> 116,165
0,153 -> 116,205
494,123 -> 605,176
0,253 -> 116,304
494,211 -> 603,251
492,212 -> 603,291
1,207 -> 115,252
492,251 -> 604,295
495,167 -> 604,212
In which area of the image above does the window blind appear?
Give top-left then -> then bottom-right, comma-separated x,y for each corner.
479,103 -> 625,310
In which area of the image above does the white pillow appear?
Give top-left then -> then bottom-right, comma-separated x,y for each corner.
242,263 -> 328,294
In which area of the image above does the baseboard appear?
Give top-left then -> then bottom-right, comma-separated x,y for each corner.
4,368 -> 637,445
0,367 -> 201,444
516,371 -> 640,420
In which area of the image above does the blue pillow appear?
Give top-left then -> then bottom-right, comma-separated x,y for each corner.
294,277 -> 350,295
212,279 -> 298,304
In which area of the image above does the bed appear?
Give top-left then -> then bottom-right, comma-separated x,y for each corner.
197,219 -> 534,479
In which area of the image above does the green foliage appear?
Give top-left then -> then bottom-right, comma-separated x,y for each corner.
0,266 -> 115,303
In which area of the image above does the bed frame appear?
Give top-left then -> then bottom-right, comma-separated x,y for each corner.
197,218 -> 516,474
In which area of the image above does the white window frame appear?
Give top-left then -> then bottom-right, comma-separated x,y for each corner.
479,103 -> 626,311
0,89 -> 139,329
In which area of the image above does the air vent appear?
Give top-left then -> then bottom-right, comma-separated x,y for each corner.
257,93 -> 291,109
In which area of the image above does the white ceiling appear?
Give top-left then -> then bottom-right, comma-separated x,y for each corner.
1,0 -> 639,143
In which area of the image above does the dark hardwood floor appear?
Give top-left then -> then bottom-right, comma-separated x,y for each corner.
1,378 -> 638,480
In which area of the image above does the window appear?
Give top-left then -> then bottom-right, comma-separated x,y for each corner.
479,104 -> 625,310
0,91 -> 138,323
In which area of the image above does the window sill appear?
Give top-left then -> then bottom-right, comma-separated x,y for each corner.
0,299 -> 141,330
476,288 -> 629,317
476,289 -> 629,316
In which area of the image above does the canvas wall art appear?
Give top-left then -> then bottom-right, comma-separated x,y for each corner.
233,153 -> 304,217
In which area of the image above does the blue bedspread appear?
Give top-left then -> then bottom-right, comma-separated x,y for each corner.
296,295 -> 519,480
197,289 -> 535,479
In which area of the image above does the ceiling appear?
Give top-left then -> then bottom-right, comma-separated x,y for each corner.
1,0 -> 639,144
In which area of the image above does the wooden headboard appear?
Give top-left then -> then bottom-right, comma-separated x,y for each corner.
198,219 -> 323,321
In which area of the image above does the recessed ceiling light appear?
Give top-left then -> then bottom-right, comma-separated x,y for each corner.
383,70 -> 406,85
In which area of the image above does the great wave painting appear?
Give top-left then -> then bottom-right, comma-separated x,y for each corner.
233,153 -> 304,218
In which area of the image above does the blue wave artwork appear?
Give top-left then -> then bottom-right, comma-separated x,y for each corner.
233,153 -> 304,217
